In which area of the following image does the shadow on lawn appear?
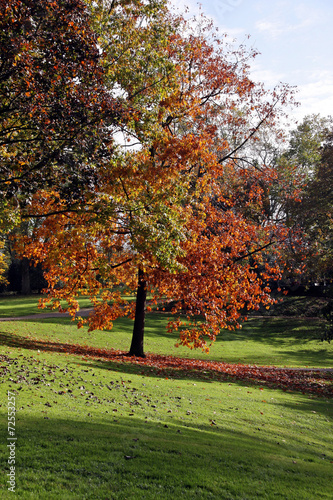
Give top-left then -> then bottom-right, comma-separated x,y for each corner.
222,317 -> 324,344
29,314 -> 332,368
22,313 -> 325,345
274,348 -> 332,367
1,331 -> 332,398
1,413 -> 329,499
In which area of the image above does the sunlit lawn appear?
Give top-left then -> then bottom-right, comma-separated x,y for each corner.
0,294 -> 93,317
0,294 -> 140,318
1,313 -> 331,368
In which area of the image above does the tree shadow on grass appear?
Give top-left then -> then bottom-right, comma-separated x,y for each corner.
145,315 -> 325,349
278,398 -> 333,420
1,330 -> 331,398
13,314 -> 332,369
273,348 -> 333,368
1,413 -> 330,499
23,313 -> 327,349
218,317 -> 324,345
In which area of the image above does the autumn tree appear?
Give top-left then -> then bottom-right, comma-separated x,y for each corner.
280,117 -> 333,340
17,3 -> 297,356
296,128 -> 333,284
18,0 -> 191,352
283,114 -> 330,173
0,0 -> 122,208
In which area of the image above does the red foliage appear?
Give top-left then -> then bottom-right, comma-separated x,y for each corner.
12,4 -> 300,354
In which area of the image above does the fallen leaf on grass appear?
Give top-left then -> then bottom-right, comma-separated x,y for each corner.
2,342 -> 332,397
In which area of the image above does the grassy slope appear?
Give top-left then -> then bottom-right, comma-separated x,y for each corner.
0,296 -> 332,499
1,294 -> 332,368
1,314 -> 331,368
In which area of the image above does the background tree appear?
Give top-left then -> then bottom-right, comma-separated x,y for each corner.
296,129 -> 333,284
285,120 -> 333,341
275,115 -> 333,287
4,217 -> 47,294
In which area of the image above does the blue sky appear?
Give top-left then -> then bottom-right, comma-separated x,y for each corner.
170,0 -> 333,124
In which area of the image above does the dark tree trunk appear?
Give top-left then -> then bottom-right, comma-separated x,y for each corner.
21,257 -> 31,295
128,267 -> 146,357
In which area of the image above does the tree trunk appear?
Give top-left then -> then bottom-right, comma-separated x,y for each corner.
21,257 -> 31,295
128,267 -> 146,357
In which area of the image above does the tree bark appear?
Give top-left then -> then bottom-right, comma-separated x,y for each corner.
21,257 -> 31,295
128,267 -> 146,357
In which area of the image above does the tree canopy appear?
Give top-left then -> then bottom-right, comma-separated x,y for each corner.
277,115 -> 333,286
5,0 -> 300,356
0,0 -> 122,204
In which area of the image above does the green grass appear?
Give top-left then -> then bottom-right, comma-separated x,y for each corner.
0,313 -> 331,368
0,294 -> 140,318
0,296 -> 332,498
259,294 -> 328,318
0,350 -> 332,499
0,295 -> 96,318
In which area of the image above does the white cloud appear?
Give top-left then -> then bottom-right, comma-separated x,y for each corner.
169,0 -> 247,46
294,2 -> 322,26
296,71 -> 333,120
250,64 -> 286,88
255,17 -> 313,39
255,0 -> 321,39
247,63 -> 333,122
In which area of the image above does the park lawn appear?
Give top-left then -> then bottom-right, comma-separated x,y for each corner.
0,294 -> 139,319
0,295 -> 93,318
0,343 -> 332,499
0,308 -> 332,499
0,293 -> 332,368
0,312 -> 332,368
